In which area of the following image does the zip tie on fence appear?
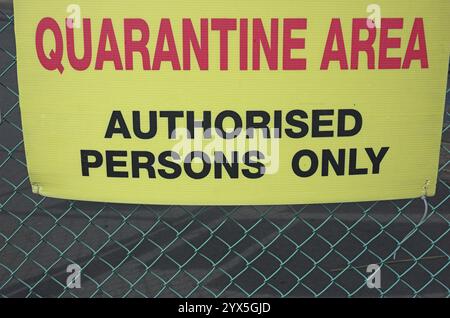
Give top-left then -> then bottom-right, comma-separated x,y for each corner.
392,181 -> 430,260
31,183 -> 42,195
418,195 -> 429,225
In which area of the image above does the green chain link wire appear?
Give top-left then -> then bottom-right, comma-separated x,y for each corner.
0,9 -> 449,298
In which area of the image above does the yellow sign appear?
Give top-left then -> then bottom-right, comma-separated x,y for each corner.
13,0 -> 450,205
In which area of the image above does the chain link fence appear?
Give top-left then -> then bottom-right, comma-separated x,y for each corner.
1,5 -> 449,298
